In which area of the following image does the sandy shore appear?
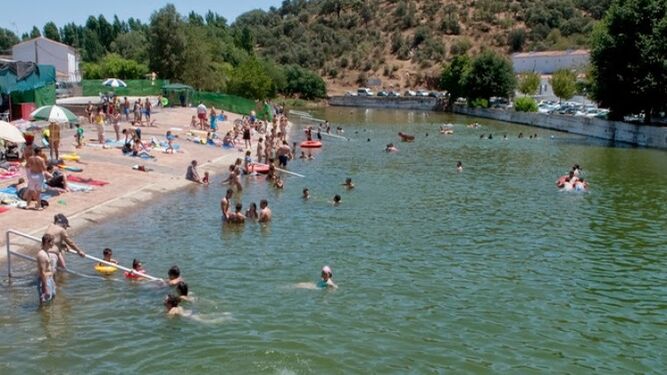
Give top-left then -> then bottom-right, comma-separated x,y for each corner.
1,104 -> 274,260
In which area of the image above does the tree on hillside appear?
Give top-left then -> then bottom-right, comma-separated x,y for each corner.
30,26 -> 41,39
466,51 -> 516,102
227,57 -> 273,100
591,0 -> 666,122
0,28 -> 20,52
148,5 -> 187,79
550,69 -> 576,102
43,22 -> 60,42
284,64 -> 327,99
518,72 -> 540,96
439,54 -> 471,106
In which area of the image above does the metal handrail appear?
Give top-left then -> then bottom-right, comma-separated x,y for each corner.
5,229 -> 163,281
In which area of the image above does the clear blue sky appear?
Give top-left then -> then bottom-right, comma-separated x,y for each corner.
0,0 -> 283,36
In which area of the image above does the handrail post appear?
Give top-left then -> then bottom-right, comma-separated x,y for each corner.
6,230 -> 11,279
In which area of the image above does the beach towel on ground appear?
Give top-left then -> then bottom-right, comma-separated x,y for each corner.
67,183 -> 94,192
67,175 -> 110,186
0,206 -> 10,214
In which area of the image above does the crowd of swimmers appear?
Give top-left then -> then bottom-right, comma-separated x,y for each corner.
556,164 -> 588,192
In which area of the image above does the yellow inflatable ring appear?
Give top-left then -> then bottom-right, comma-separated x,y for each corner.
61,154 -> 80,161
95,264 -> 118,275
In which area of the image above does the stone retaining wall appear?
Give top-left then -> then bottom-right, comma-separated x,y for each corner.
453,106 -> 667,149
329,96 -> 439,111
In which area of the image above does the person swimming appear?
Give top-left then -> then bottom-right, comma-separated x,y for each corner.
302,188 -> 310,200
385,143 -> 398,152
99,248 -> 118,266
164,294 -> 185,316
166,265 -> 183,286
456,161 -> 463,172
176,281 -> 191,302
342,178 -> 354,189
317,266 -> 337,289
125,258 -> 147,279
333,194 -> 341,205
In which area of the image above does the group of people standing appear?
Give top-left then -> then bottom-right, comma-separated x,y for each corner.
86,96 -> 158,144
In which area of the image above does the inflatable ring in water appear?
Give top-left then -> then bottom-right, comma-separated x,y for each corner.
94,264 -> 117,275
300,140 -> 322,148
248,164 -> 270,174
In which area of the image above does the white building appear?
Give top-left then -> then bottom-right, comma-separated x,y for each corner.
12,37 -> 80,82
512,50 -> 589,74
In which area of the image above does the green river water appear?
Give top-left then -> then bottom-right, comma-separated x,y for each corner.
1,107 -> 666,374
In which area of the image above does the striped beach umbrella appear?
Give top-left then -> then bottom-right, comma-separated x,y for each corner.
102,78 -> 127,88
30,105 -> 79,124
0,120 -> 25,143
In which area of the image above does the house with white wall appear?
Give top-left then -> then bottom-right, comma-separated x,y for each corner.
12,37 -> 80,82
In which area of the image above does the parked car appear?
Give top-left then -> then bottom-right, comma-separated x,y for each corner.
345,91 -> 357,96
416,90 -> 430,97
55,81 -> 74,98
404,90 -> 417,97
428,91 -> 444,98
388,91 -> 401,97
377,91 -> 389,97
357,88 -> 374,96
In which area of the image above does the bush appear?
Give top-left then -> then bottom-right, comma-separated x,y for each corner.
82,54 -> 149,79
514,96 -> 538,112
470,98 -> 489,108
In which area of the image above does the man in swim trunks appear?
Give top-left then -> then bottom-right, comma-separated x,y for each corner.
258,199 -> 272,223
197,102 -> 207,129
25,147 -> 47,210
37,234 -> 58,304
221,189 -> 234,222
45,213 -> 86,268
276,141 -> 292,168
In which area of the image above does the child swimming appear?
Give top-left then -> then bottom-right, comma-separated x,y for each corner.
317,266 -> 338,289
166,265 -> 183,286
176,281 -> 191,302
164,294 -> 185,316
99,248 -> 118,265
125,258 -> 147,279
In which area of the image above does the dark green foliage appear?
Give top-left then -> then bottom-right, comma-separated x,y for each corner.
0,28 -> 20,52
148,5 -> 187,81
466,51 -> 516,101
226,57 -> 273,100
284,64 -> 327,99
591,0 -> 666,122
514,96 -> 538,112
439,54 -> 471,104
81,53 -> 149,79
30,26 -> 41,39
43,22 -> 60,42
507,29 -> 526,52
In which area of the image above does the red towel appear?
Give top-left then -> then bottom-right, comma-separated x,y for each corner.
0,206 -> 10,214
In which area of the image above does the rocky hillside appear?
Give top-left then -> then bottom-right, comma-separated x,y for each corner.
234,0 -> 611,92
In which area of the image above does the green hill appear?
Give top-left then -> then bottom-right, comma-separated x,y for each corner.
234,0 -> 611,92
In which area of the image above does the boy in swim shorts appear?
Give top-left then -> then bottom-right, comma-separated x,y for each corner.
36,234 -> 58,304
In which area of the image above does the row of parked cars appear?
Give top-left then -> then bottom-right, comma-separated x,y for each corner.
537,100 -> 609,119
346,88 -> 446,98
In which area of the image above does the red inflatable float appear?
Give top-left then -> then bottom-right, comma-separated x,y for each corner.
300,140 -> 322,148
248,163 -> 270,174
